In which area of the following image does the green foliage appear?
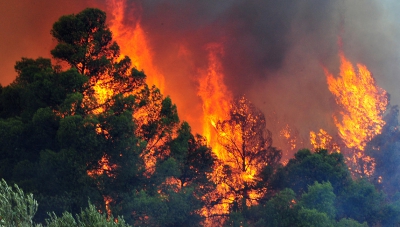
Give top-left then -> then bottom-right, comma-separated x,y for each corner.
297,208 -> 333,227
0,84 -> 23,118
299,181 -> 336,219
123,190 -> 167,226
3,6 -> 398,227
153,158 -> 181,188
7,58 -> 87,120
123,188 -> 202,227
45,203 -> 130,227
366,106 -> 400,196
224,212 -> 248,227
163,187 -> 202,227
0,179 -> 38,227
380,197 -> 400,226
169,122 -> 215,191
336,218 -> 368,227
273,149 -> 351,195
263,188 -> 298,227
0,118 -> 25,179
337,179 -> 385,225
51,8 -> 119,77
0,178 -> 130,227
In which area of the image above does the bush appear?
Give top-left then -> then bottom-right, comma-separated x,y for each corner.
0,178 -> 130,227
0,179 -> 38,227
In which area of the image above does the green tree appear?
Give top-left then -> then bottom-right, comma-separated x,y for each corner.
272,149 -> 351,195
0,179 -> 38,227
263,188 -> 298,227
49,8 -> 212,227
168,122 -> 215,193
0,7 -> 215,227
50,8 -> 140,113
0,117 -> 25,181
297,208 -> 333,227
0,178 -> 130,227
51,8 -> 119,77
336,218 -> 368,227
299,181 -> 336,219
45,203 -> 130,227
119,122 -> 214,226
336,179 -> 385,225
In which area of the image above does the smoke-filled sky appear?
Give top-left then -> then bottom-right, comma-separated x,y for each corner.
1,0 -> 400,156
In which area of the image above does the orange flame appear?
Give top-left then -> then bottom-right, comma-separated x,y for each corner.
280,124 -> 297,151
198,44 -> 265,220
81,0 -> 168,218
325,52 -> 387,151
107,0 -> 165,92
197,43 -> 233,217
87,155 -> 116,217
198,43 -> 232,145
324,51 -> 388,176
87,155 -> 116,178
310,129 -> 340,152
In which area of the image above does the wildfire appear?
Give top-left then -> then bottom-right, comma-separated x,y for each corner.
280,124 -> 297,151
197,43 -> 233,218
198,44 -> 270,220
310,129 -> 340,152
198,43 -> 232,145
324,51 -> 388,176
325,52 -> 387,151
87,155 -> 116,178
87,154 -> 117,217
107,0 -> 165,92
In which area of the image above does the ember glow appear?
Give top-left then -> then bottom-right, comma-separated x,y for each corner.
87,155 -> 116,178
280,124 -> 298,151
87,155 -> 116,216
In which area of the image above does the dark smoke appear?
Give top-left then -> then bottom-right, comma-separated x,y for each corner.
1,0 -> 399,156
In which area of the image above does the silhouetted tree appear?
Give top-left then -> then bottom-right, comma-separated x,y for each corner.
214,96 -> 281,211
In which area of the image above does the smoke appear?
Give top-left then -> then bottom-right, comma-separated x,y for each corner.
0,0 -> 101,85
1,0 -> 399,157
128,0 -> 400,152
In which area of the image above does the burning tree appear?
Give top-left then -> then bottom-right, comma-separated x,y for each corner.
43,8 -> 210,224
213,96 -> 281,212
324,52 -> 388,177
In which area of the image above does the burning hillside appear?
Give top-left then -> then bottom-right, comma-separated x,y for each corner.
1,0 -> 400,225
1,0 -> 399,151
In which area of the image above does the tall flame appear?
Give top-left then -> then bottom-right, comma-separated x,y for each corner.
107,0 -> 165,92
324,51 -> 388,176
325,52 -> 387,151
197,43 -> 233,218
198,43 -> 232,154
198,44 -> 265,221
